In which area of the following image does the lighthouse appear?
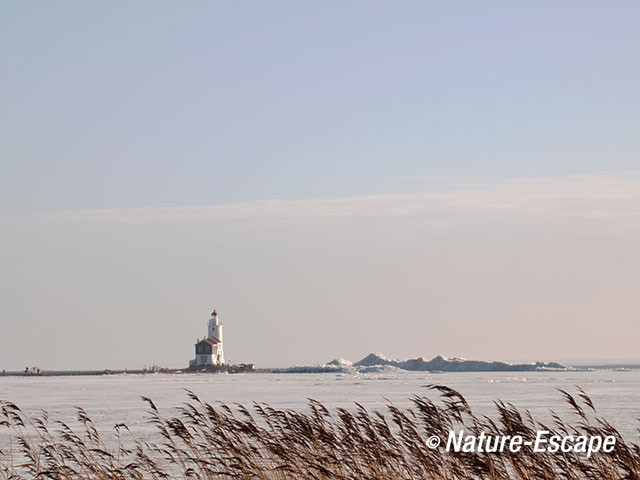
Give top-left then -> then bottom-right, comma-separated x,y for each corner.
189,309 -> 225,367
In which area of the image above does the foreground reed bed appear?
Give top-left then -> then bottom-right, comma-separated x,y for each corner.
1,385 -> 638,479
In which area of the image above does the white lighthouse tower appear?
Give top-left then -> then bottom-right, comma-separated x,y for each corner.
208,309 -> 224,364
189,309 -> 225,368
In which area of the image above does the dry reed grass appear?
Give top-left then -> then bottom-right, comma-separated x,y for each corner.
1,385 -> 638,479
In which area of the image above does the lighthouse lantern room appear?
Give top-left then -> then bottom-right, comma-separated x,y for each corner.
189,309 -> 225,367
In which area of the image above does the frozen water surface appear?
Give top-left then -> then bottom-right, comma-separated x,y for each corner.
1,370 -> 639,442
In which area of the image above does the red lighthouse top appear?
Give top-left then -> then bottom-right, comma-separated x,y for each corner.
211,309 -> 218,316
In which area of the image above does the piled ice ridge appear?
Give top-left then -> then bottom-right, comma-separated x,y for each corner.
279,353 -> 568,373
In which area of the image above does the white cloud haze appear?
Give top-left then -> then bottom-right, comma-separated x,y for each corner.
38,174 -> 640,224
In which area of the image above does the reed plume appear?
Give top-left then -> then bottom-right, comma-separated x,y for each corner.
1,386 -> 638,479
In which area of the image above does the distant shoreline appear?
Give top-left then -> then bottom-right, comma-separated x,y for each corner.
2,363 -> 639,378
1,364 -> 257,377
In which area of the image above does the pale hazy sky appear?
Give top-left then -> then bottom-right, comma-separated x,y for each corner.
1,2 -> 639,370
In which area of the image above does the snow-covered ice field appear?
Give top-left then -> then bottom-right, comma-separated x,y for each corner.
1,370 -> 639,441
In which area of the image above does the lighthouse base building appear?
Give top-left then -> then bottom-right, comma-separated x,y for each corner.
189,309 -> 225,367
